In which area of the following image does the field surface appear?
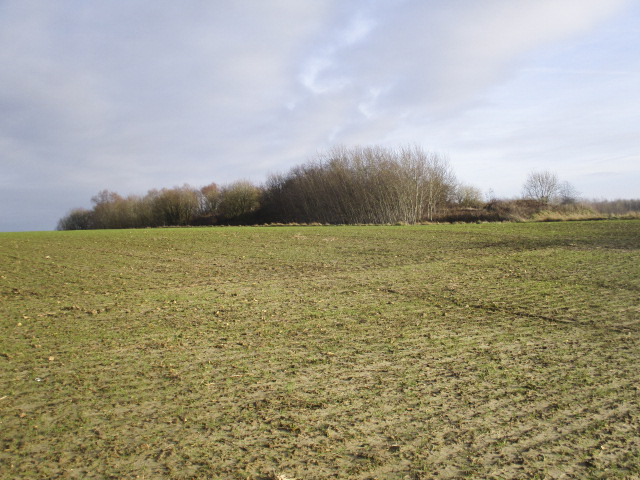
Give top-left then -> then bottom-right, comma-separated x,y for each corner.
1,221 -> 639,479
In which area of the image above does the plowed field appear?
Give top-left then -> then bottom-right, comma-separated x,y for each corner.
1,221 -> 638,479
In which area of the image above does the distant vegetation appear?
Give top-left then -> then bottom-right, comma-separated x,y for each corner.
57,146 -> 640,229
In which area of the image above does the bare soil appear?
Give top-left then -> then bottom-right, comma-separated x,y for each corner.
1,221 -> 638,479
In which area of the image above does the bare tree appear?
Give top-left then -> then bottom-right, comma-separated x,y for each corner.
91,190 -> 124,229
422,152 -> 456,221
218,181 -> 261,220
199,183 -> 220,218
151,185 -> 201,226
261,145 -> 457,224
558,181 -> 580,205
453,184 -> 484,208
57,208 -> 93,230
522,170 -> 560,204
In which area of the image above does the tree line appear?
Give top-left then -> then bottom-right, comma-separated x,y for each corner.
57,181 -> 261,230
58,146 -> 475,229
57,145 -> 638,230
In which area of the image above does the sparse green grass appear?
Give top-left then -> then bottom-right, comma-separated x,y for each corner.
1,221 -> 639,479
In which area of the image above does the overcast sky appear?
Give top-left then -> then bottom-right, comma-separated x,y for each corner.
1,0 -> 638,231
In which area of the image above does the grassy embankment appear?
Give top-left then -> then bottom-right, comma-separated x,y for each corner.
1,221 -> 638,479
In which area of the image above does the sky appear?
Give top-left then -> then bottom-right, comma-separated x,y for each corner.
1,0 -> 639,232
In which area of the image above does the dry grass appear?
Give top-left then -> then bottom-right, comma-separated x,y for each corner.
532,210 -> 640,222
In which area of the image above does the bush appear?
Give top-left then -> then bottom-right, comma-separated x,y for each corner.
57,208 -> 93,230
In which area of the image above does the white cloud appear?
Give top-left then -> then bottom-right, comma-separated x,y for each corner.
297,0 -> 631,127
0,0 -> 638,230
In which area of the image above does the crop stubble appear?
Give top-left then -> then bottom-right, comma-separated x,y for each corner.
0,221 -> 638,479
